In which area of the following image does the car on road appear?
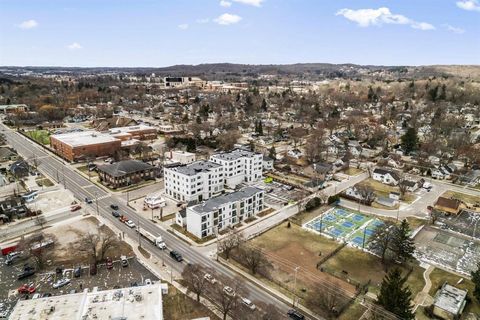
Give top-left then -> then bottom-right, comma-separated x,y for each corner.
106,257 -> 113,269
111,211 -> 120,217
110,204 -> 119,210
287,309 -> 305,320
241,297 -> 256,310
125,220 -> 136,228
119,215 -> 129,223
223,286 -> 235,297
85,198 -> 93,204
204,273 -> 217,284
5,251 -> 21,265
71,204 -> 82,212
53,278 -> 70,289
169,250 -> 183,262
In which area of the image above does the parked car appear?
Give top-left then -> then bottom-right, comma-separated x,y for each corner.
74,266 -> 82,278
5,251 -> 21,265
223,286 -> 235,297
241,297 -> 256,310
120,256 -> 128,267
125,220 -> 136,228
119,215 -> 129,223
17,268 -> 35,280
169,250 -> 183,262
18,283 -> 36,294
53,278 -> 70,289
111,211 -> 120,218
204,273 -> 217,284
85,198 -> 93,204
110,204 -> 119,210
287,309 -> 305,320
106,257 -> 113,269
71,205 -> 81,212
32,293 -> 41,299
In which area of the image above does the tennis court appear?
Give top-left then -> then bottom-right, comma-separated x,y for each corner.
303,207 -> 384,247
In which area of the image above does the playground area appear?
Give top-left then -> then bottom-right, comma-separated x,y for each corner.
303,207 -> 384,249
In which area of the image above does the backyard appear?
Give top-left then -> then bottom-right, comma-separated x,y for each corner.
442,190 -> 480,207
357,178 -> 416,203
24,129 -> 50,145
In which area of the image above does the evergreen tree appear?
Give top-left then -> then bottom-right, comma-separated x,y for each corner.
391,219 -> 415,263
257,120 -> 263,135
268,146 -> 276,160
401,127 -> 418,154
471,262 -> 480,302
261,98 -> 268,112
378,268 -> 415,320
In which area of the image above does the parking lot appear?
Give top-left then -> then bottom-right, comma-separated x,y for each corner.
0,254 -> 158,318
254,180 -> 310,209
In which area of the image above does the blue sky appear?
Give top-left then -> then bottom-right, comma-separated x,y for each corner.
0,0 -> 479,67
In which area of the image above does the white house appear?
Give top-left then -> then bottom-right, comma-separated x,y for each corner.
185,187 -> 264,238
372,168 -> 400,186
163,161 -> 224,203
209,149 -> 263,188
263,156 -> 274,171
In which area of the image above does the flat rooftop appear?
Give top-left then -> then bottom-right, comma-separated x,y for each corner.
167,160 -> 222,176
9,284 -> 163,320
434,283 -> 467,315
210,148 -> 258,161
51,130 -> 119,147
108,124 -> 156,134
190,186 -> 263,214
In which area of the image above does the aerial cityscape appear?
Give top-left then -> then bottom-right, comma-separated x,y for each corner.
0,0 -> 480,319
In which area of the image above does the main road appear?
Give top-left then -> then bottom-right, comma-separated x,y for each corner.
0,123 -> 319,319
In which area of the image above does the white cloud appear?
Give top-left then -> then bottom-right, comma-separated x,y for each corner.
336,7 -> 435,31
232,0 -> 263,7
18,19 -> 38,29
444,24 -> 466,34
67,42 -> 83,50
196,18 -> 210,24
178,23 -> 189,30
214,13 -> 242,25
456,0 -> 480,11
220,0 -> 232,7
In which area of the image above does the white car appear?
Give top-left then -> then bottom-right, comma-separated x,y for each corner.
32,293 -> 41,299
144,278 -> 152,285
241,297 -> 256,310
223,286 -> 235,297
53,278 -> 70,289
125,220 -> 136,228
204,273 -> 217,284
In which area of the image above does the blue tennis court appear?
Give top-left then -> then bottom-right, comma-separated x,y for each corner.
364,229 -> 374,236
342,221 -> 354,228
352,236 -> 364,246
328,227 -> 344,237
353,214 -> 365,222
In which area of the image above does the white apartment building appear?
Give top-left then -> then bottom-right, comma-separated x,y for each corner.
209,149 -> 263,188
185,186 -> 264,238
164,161 -> 224,203
164,150 -> 196,165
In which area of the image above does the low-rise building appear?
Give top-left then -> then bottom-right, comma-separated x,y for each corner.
209,149 -> 263,188
50,130 -> 121,162
108,125 -> 157,141
164,161 -> 224,203
372,168 -> 400,186
434,197 -> 464,215
0,147 -> 18,162
97,160 -> 156,188
9,283 -> 165,320
0,104 -> 28,114
433,282 -> 467,320
185,186 -> 264,238
165,150 -> 196,165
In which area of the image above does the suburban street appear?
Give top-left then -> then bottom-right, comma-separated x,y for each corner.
0,123 -> 317,319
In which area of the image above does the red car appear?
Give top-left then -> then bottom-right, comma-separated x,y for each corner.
18,283 -> 36,294
71,205 -> 82,212
106,257 -> 113,269
119,215 -> 129,223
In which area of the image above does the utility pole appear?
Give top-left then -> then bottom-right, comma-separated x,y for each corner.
95,192 -> 99,215
138,219 -> 141,247
292,266 -> 299,307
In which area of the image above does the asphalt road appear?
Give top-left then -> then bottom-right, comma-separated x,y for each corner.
1,124 -> 313,319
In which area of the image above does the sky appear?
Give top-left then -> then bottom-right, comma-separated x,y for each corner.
0,0 -> 479,67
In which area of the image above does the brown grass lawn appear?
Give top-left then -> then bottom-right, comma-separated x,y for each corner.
322,246 -> 425,296
428,267 -> 480,315
291,205 -> 332,225
442,191 -> 480,206
343,167 -> 364,176
163,286 -> 220,320
338,301 -> 367,320
357,178 -> 416,204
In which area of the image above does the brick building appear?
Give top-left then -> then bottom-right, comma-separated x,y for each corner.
50,131 -> 121,162
108,125 -> 157,141
97,160 -> 156,188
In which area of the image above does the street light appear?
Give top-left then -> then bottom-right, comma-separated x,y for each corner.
94,192 -> 99,215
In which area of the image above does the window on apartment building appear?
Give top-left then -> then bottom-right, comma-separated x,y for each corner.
202,231 -> 207,238
201,216 -> 207,222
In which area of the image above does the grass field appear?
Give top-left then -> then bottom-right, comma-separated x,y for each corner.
163,285 -> 220,320
442,190 -> 480,206
428,267 -> 480,315
25,130 -> 50,145
357,178 -> 416,204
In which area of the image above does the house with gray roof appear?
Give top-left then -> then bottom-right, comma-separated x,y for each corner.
184,186 -> 264,238
97,160 -> 155,188
433,282 -> 467,320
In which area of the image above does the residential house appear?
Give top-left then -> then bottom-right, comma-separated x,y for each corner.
97,160 -> 156,188
0,147 -> 18,162
376,196 -> 397,208
176,208 -> 186,227
263,156 -> 274,171
432,283 -> 467,320
9,160 -> 30,178
0,196 -> 28,220
432,164 -> 457,180
434,197 -> 464,215
185,187 -> 264,238
288,149 -> 303,159
313,162 -> 333,180
400,178 -> 425,192
372,168 -> 400,186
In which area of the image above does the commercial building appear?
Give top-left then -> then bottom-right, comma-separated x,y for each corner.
0,104 -> 28,114
209,149 -> 263,188
108,124 -> 157,141
433,282 -> 467,320
97,160 -> 156,188
9,283 -> 165,320
164,161 -> 224,203
185,186 -> 264,238
50,130 -> 121,162
164,76 -> 204,88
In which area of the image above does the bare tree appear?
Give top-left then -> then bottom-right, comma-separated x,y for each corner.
239,245 -> 272,275
368,222 -> 395,264
208,276 -> 247,320
306,286 -> 343,319
80,229 -> 118,263
356,184 -> 376,204
181,263 -> 209,302
17,232 -> 56,270
254,301 -> 284,320
217,229 -> 244,260
217,130 -> 241,151
34,213 -> 47,228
